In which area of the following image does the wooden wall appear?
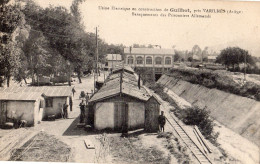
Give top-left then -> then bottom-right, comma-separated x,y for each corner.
144,97 -> 160,132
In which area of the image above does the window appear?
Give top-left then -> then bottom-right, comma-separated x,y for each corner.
45,98 -> 53,107
105,62 -> 108,66
146,56 -> 152,64
128,56 -> 133,64
136,56 -> 143,64
155,57 -> 162,65
165,57 -> 171,65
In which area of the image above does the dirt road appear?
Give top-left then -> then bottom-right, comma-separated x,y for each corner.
32,73 -> 109,163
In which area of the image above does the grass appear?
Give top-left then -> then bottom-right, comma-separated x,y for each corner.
157,132 -> 191,164
9,132 -> 71,162
109,135 -> 171,164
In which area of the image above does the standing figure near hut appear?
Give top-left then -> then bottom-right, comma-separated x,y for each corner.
63,102 -> 69,119
72,87 -> 76,97
69,97 -> 73,111
79,100 -> 86,123
158,111 -> 166,132
85,93 -> 89,105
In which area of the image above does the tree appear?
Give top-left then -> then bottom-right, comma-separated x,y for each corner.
22,1 -> 96,83
216,47 -> 255,70
0,1 -> 24,86
191,45 -> 202,61
174,53 -> 181,62
21,30 -> 52,84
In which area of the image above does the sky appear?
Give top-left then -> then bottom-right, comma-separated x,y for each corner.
34,0 -> 260,57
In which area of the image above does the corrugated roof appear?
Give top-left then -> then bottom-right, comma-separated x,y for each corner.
124,47 -> 175,55
106,54 -> 122,61
0,86 -> 72,97
89,67 -> 151,103
89,82 -> 150,102
0,92 -> 43,101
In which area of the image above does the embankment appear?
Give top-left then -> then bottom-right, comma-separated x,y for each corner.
157,74 -> 260,146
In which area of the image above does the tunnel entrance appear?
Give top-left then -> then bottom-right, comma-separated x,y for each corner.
155,74 -> 162,81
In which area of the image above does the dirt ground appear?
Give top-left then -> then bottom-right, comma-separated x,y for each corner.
1,73 -> 109,163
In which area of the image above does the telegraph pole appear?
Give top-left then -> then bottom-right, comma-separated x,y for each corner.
94,27 -> 99,92
96,27 -> 99,79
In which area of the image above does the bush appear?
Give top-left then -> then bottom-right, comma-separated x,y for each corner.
183,106 -> 218,144
167,68 -> 260,101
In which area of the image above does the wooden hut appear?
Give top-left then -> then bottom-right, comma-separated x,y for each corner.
0,86 -> 72,119
88,66 -> 160,132
0,92 -> 45,127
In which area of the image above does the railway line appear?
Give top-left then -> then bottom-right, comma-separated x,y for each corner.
145,86 -> 213,164
166,114 -> 212,164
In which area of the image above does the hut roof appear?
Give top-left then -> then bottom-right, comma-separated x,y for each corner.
112,65 -> 134,74
0,92 -> 44,101
89,69 -> 151,103
0,86 -> 72,97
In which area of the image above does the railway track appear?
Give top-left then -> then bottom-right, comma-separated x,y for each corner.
166,114 -> 212,164
145,87 -> 213,164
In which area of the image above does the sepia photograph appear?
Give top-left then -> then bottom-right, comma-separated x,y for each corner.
0,0 -> 259,163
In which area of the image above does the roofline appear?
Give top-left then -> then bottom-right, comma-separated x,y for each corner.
124,53 -> 174,55
0,99 -> 37,102
44,96 -> 71,98
89,92 -> 148,104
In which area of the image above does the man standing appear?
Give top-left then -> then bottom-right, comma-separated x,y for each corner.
69,97 -> 73,111
79,100 -> 86,123
158,111 -> 166,132
63,102 -> 69,119
72,87 -> 76,97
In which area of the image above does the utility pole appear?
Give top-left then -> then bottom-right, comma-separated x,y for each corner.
94,27 -> 99,92
96,27 -> 99,79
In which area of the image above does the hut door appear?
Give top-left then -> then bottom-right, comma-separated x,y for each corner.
0,101 -> 7,125
114,102 -> 128,131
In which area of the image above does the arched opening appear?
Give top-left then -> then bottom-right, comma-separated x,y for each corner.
155,57 -> 162,65
136,56 -> 143,64
128,56 -> 134,64
146,56 -> 152,64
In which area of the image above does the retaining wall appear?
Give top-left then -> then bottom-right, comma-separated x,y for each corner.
157,74 -> 260,146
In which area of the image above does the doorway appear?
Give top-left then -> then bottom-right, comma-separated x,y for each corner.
114,102 -> 128,131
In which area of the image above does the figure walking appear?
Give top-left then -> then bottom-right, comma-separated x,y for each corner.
158,111 -> 166,132
63,102 -> 69,119
72,87 -> 76,97
79,100 -> 86,123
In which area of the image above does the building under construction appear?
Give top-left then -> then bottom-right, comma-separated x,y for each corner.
87,65 -> 160,132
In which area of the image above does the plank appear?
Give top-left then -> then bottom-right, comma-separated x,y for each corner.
84,139 -> 95,149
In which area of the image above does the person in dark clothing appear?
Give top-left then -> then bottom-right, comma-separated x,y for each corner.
85,93 -> 89,105
79,100 -> 86,123
72,87 -> 76,97
158,111 -> 166,132
69,97 -> 73,111
63,102 -> 69,119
